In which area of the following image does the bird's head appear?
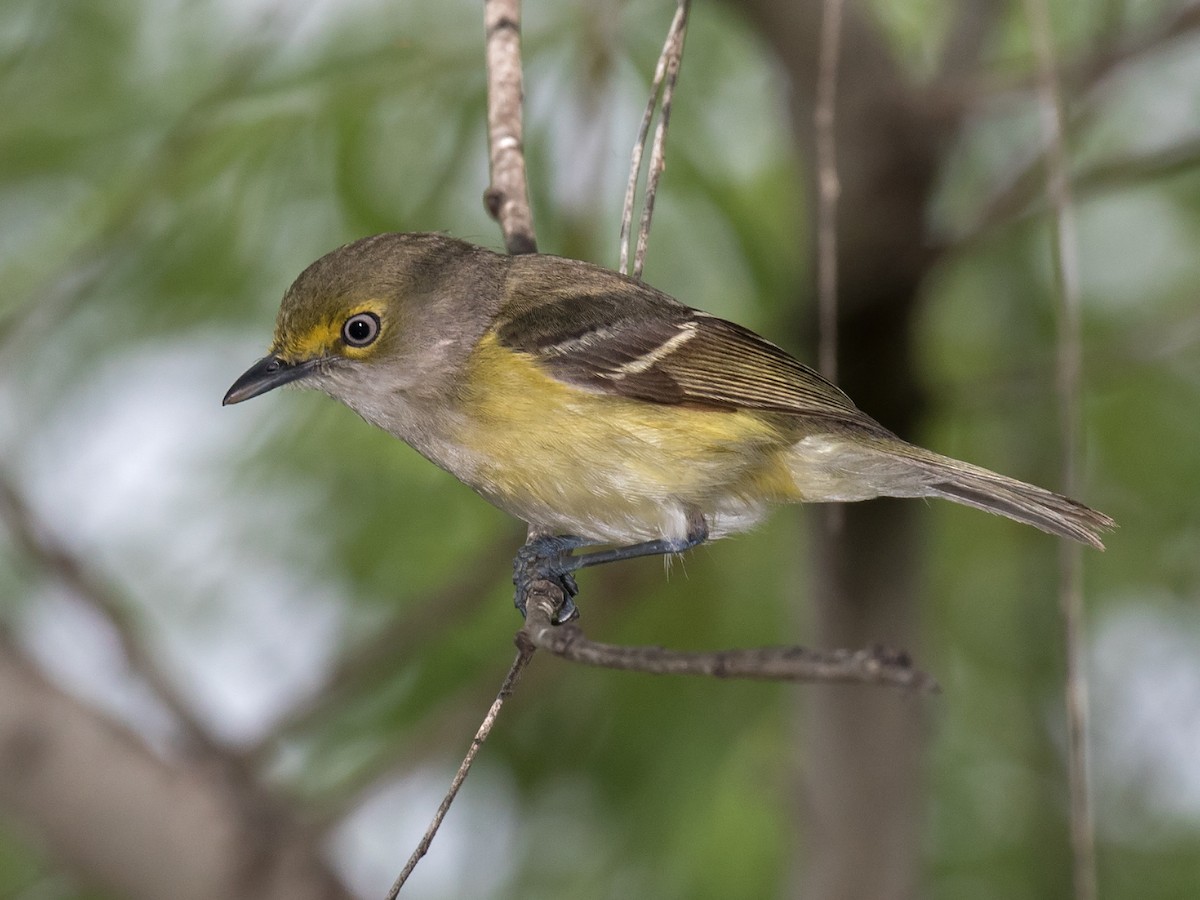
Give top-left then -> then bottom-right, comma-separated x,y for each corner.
223,233 -> 506,414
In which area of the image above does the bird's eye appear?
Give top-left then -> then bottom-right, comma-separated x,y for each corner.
342,312 -> 381,347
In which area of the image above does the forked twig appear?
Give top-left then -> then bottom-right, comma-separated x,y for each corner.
619,0 -> 691,278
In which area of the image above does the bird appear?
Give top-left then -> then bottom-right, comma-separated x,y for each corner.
224,232 -> 1114,621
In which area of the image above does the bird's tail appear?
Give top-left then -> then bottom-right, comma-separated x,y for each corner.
785,433 -> 1115,549
905,447 -> 1115,550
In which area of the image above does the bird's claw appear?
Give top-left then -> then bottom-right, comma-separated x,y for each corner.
513,537 -> 583,624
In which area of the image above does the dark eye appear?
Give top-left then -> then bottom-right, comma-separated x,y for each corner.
342,312 -> 380,347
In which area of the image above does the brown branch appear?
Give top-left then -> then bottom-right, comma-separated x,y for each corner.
518,578 -> 938,693
1024,2 -> 1097,898
0,471 -> 220,756
1059,0 -> 1200,93
932,2 -> 1200,114
483,0 -> 537,255
949,2 -> 1200,247
0,635 -> 353,900
384,647 -> 534,899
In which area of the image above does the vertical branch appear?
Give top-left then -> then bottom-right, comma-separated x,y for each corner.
815,0 -> 844,384
620,0 -> 691,279
484,0 -> 537,255
815,0 -> 845,546
1024,3 -> 1096,899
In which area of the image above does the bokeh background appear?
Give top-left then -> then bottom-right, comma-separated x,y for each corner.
1,1 -> 1198,898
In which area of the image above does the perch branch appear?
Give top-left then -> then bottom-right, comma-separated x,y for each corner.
518,579 -> 937,693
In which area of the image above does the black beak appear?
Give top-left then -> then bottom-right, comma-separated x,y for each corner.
223,354 -> 320,405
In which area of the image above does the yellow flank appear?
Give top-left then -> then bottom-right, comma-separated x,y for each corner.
456,333 -> 803,539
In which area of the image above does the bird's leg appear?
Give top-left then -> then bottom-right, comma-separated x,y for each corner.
512,517 -> 709,624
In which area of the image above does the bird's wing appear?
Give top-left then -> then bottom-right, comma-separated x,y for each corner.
495,276 -> 866,424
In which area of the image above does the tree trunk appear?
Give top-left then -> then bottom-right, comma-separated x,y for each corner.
733,1 -> 958,896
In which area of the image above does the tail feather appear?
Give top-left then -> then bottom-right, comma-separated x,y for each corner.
913,453 -> 1115,550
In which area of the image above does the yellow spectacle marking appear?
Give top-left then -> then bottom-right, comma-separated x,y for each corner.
271,300 -> 388,362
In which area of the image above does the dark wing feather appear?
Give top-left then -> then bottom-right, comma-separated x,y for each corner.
496,266 -> 866,424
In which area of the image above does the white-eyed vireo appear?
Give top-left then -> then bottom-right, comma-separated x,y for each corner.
224,233 -> 1112,618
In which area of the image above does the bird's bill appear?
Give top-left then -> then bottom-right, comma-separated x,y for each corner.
223,354 -> 320,405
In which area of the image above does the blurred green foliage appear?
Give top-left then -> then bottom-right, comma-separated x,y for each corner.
1,1 -> 1198,898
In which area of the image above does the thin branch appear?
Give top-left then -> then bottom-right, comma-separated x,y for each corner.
242,537 -> 516,766
1060,0 -> 1200,93
1024,2 -> 1096,899
815,0 -> 843,384
1075,132 -> 1200,190
0,471 -> 220,756
483,0 -> 537,255
384,647 -> 534,899
932,2 -> 1200,115
620,1 -> 691,278
950,2 -> 1200,248
948,123 -> 1200,249
518,579 -> 938,693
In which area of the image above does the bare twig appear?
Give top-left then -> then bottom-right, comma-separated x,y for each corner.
620,1 -> 691,279
1024,2 -> 1096,899
483,0 -> 537,255
814,0 -> 843,384
384,646 -> 534,899
519,581 -> 937,693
